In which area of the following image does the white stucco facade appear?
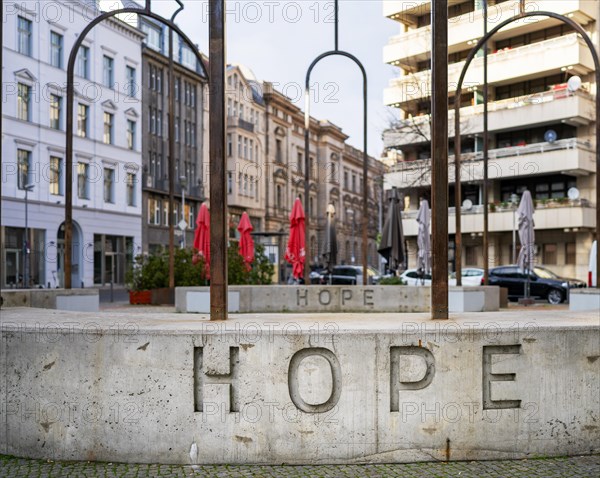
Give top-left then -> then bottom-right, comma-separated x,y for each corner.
1,0 -> 144,288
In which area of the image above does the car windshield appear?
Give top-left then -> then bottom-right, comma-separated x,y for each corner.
534,267 -> 559,279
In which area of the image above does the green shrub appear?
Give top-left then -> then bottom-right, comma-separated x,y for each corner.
378,276 -> 406,285
126,243 -> 273,290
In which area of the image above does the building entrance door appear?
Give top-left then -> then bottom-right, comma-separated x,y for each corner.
5,249 -> 21,287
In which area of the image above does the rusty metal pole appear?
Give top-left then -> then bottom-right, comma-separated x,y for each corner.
304,95 -> 311,285
361,82 -> 368,286
209,0 -> 227,319
454,97 -> 462,286
482,0 -> 489,285
167,27 -> 176,289
431,0 -> 449,319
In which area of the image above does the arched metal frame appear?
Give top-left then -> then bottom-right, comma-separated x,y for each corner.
303,0 -> 369,286
64,0 -> 209,288
454,10 -> 600,287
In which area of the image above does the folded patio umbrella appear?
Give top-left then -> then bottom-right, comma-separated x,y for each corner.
378,188 -> 405,272
237,212 -> 254,271
416,199 -> 431,276
193,203 -> 210,280
284,198 -> 306,280
517,190 -> 536,297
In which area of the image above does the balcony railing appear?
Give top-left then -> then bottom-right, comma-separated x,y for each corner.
389,88 -> 592,132
390,138 -> 592,174
401,198 -> 594,220
387,33 -> 589,101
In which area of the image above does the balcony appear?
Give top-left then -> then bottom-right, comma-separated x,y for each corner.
383,89 -> 595,148
385,138 -> 596,189
400,200 -> 596,236
384,0 -> 597,67
384,33 -> 596,107
383,0 -> 464,22
228,115 -> 255,133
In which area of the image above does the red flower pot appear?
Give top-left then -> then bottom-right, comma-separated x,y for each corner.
129,290 -> 152,305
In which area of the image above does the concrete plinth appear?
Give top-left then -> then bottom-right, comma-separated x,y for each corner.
1,308 -> 598,465
569,289 -> 600,311
176,286 -> 500,314
1,289 -> 99,312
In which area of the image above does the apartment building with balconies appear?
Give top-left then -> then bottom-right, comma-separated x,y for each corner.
382,0 -> 599,280
1,0 -> 144,288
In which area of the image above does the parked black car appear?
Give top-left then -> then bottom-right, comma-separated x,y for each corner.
488,266 -> 586,304
315,265 -> 379,285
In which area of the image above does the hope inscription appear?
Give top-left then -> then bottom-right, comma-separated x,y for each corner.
193,344 -> 522,414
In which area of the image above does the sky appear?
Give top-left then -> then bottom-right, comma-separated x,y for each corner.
149,0 -> 399,157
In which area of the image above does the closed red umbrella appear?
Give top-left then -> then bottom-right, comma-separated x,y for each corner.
193,203 -> 210,279
237,212 -> 254,271
285,198 -> 306,280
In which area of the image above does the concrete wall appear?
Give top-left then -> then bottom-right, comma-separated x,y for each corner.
176,286 -> 499,314
1,289 -> 99,312
1,309 -> 598,464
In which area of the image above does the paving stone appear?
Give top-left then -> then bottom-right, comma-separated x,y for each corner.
1,455 -> 599,478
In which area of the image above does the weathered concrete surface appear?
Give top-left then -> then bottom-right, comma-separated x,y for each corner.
176,286 -> 499,313
1,308 -> 598,465
570,289 -> 600,311
1,289 -> 99,312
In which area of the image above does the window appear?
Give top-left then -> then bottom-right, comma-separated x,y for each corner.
543,244 -> 557,265
275,139 -> 283,163
297,152 -> 303,173
103,168 -> 114,203
465,246 -> 478,266
18,16 -> 32,56
123,121 -> 135,151
50,31 -> 63,68
181,44 -> 196,69
126,66 -> 136,97
565,243 -> 576,265
352,174 -> 356,192
148,198 -> 161,225
175,120 -> 180,143
175,78 -> 180,101
126,173 -> 136,206
17,149 -> 31,190
276,184 -> 282,208
162,201 -> 170,226
17,83 -> 30,121
103,112 -> 114,144
50,94 -> 62,130
227,134 -> 232,157
103,56 -> 114,88
77,46 -> 89,79
310,157 -> 315,180
77,104 -> 88,137
77,162 -> 89,199
49,156 -> 62,195
243,137 -> 248,159
227,171 -> 233,194
343,171 -> 348,190
141,23 -> 162,51
156,109 -> 162,136
238,136 -> 242,157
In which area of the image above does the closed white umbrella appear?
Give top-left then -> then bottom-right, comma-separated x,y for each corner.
416,199 -> 431,279
517,190 -> 536,298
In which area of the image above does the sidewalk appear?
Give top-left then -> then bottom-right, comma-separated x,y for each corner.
1,455 -> 598,477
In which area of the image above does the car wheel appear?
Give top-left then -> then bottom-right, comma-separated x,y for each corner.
547,289 -> 563,305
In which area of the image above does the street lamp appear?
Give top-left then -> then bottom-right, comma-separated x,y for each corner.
23,183 -> 35,288
510,192 -> 519,264
179,175 -> 188,248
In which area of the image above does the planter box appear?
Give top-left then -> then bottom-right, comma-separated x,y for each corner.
129,290 -> 152,305
151,287 -> 175,305
1,289 -> 99,312
569,289 -> 600,311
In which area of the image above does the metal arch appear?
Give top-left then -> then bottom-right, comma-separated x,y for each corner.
63,5 -> 209,288
454,10 -> 600,288
303,49 -> 369,285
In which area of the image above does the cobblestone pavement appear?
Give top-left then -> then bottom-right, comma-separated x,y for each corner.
1,455 -> 599,477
